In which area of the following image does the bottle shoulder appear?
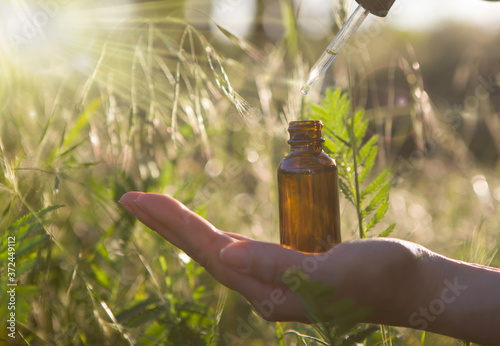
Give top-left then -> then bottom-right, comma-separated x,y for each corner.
278,150 -> 337,174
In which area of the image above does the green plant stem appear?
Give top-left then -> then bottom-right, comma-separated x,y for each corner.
282,330 -> 329,345
351,123 -> 364,239
380,324 -> 393,345
275,322 -> 285,346
420,331 -> 426,346
346,59 -> 364,239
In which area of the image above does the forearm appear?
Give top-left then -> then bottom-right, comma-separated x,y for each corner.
392,253 -> 500,344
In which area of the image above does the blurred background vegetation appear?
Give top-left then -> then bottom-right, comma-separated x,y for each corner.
0,0 -> 499,344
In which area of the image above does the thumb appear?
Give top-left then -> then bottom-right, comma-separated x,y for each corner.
220,240 -> 315,287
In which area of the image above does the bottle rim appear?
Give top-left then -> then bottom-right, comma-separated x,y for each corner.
288,120 -> 323,130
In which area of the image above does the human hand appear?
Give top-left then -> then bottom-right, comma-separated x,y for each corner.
118,192 -> 429,324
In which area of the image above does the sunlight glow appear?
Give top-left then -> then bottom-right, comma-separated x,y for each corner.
472,175 -> 493,206
388,0 -> 500,31
297,0 -> 335,39
1,0 -> 135,73
178,252 -> 191,264
210,0 -> 257,41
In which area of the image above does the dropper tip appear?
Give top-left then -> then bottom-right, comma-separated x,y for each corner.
300,62 -> 321,95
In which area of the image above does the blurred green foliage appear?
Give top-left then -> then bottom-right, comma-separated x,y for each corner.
0,0 -> 499,345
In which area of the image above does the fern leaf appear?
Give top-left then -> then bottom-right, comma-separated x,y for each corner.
6,204 -> 64,237
379,223 -> 397,238
338,179 -> 355,207
359,146 -> 377,183
311,104 -> 328,118
15,234 -> 50,258
16,258 -> 42,277
365,197 -> 390,233
352,111 -> 368,147
357,135 -> 378,163
16,220 -> 52,243
324,141 -> 338,156
358,137 -> 378,183
363,181 -> 391,215
361,169 -> 391,199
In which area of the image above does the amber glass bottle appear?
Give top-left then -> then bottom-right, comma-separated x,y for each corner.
278,120 -> 341,253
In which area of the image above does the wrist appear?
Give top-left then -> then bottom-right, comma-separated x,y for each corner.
332,239 -> 436,327
371,243 -> 437,327
399,253 -> 500,344
403,253 -> 462,333
421,258 -> 500,344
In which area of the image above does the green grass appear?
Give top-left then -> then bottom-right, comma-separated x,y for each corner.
1,0 -> 499,344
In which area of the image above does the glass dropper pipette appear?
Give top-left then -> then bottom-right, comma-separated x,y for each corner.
300,4 -> 370,95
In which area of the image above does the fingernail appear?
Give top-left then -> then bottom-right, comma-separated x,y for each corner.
133,197 -> 145,210
220,244 -> 250,270
118,200 -> 135,215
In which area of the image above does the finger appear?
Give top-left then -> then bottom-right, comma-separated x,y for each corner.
119,192 -> 187,249
225,232 -> 253,241
119,192 -> 235,266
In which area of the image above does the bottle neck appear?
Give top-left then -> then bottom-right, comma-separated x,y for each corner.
287,120 -> 325,153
